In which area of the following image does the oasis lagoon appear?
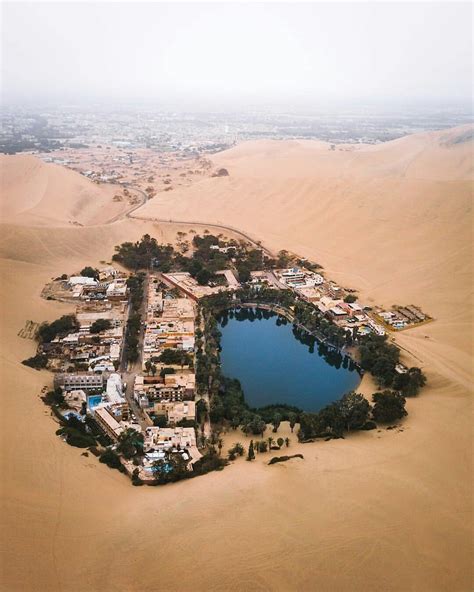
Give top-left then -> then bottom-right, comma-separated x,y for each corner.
218,308 -> 361,412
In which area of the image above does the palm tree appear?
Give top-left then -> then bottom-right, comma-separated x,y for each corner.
288,412 -> 297,433
267,436 -> 274,450
217,438 -> 223,456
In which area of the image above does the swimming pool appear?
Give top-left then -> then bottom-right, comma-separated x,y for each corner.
87,395 -> 103,410
144,463 -> 172,474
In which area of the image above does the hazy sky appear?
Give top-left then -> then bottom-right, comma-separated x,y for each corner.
2,1 -> 472,107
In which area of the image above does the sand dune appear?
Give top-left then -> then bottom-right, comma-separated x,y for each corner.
136,125 -> 473,384
0,154 -> 131,226
0,127 -> 473,591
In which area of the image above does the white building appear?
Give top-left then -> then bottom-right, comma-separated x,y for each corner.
368,318 -> 386,336
106,373 -> 124,404
68,276 -> 98,287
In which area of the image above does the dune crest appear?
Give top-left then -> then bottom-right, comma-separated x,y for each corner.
0,154 -> 131,226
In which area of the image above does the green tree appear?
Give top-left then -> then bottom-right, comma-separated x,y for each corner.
338,392 -> 371,431
272,413 -> 281,433
242,415 -> 266,437
285,437 -> 290,447
160,367 -> 176,379
22,354 -> 49,370
372,390 -> 407,423
90,318 -> 112,333
230,416 -> 241,430
196,268 -> 212,285
99,448 -> 123,471
42,388 -> 65,407
117,428 -> 144,459
393,367 -> 427,397
288,412 -> 297,433
37,314 -> 79,343
277,437 -> 284,448
246,440 -> 255,461
196,399 -> 208,424
152,415 -> 167,428
80,266 -> 98,279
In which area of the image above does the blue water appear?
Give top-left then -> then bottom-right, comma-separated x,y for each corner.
145,463 -> 172,474
218,310 -> 361,412
87,395 -> 102,410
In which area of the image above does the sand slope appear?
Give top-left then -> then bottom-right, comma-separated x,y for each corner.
0,154 -> 131,226
136,125 -> 473,385
0,127 -> 473,592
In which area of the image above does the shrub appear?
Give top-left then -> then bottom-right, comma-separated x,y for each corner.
268,454 -> 304,465
57,427 -> 96,448
196,268 -> 212,285
80,266 -> 98,279
99,448 -> 125,472
42,388 -> 65,406
37,315 -> 79,343
90,318 -> 112,334
152,415 -> 168,428
22,354 -> 48,369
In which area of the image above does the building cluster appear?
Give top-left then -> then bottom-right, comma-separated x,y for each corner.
256,267 -> 387,337
134,280 -> 198,431
49,267 -> 141,437
44,255 -> 430,482
41,267 -> 129,374
274,267 -> 429,335
57,372 -> 132,441
161,270 -> 238,300
5,105 -> 469,159
276,267 -> 325,290
139,426 -> 201,477
142,284 -> 196,366
68,269 -> 128,302
377,305 -> 429,330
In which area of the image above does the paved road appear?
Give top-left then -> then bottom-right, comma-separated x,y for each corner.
129,210 -> 275,258
103,183 -> 149,224
265,270 -> 288,290
105,177 -> 276,259
119,273 -> 152,430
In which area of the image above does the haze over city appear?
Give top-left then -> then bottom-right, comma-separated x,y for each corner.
2,2 -> 472,107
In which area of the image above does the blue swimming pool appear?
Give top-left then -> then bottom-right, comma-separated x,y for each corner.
87,395 -> 103,410
144,463 -> 172,474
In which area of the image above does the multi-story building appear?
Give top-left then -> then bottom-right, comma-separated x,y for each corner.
54,373 -> 104,392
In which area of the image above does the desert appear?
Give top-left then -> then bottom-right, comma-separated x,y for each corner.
0,122 -> 472,591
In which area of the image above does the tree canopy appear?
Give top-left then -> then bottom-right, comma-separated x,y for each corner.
372,390 -> 407,423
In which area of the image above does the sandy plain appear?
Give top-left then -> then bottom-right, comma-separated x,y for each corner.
0,126 -> 472,592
